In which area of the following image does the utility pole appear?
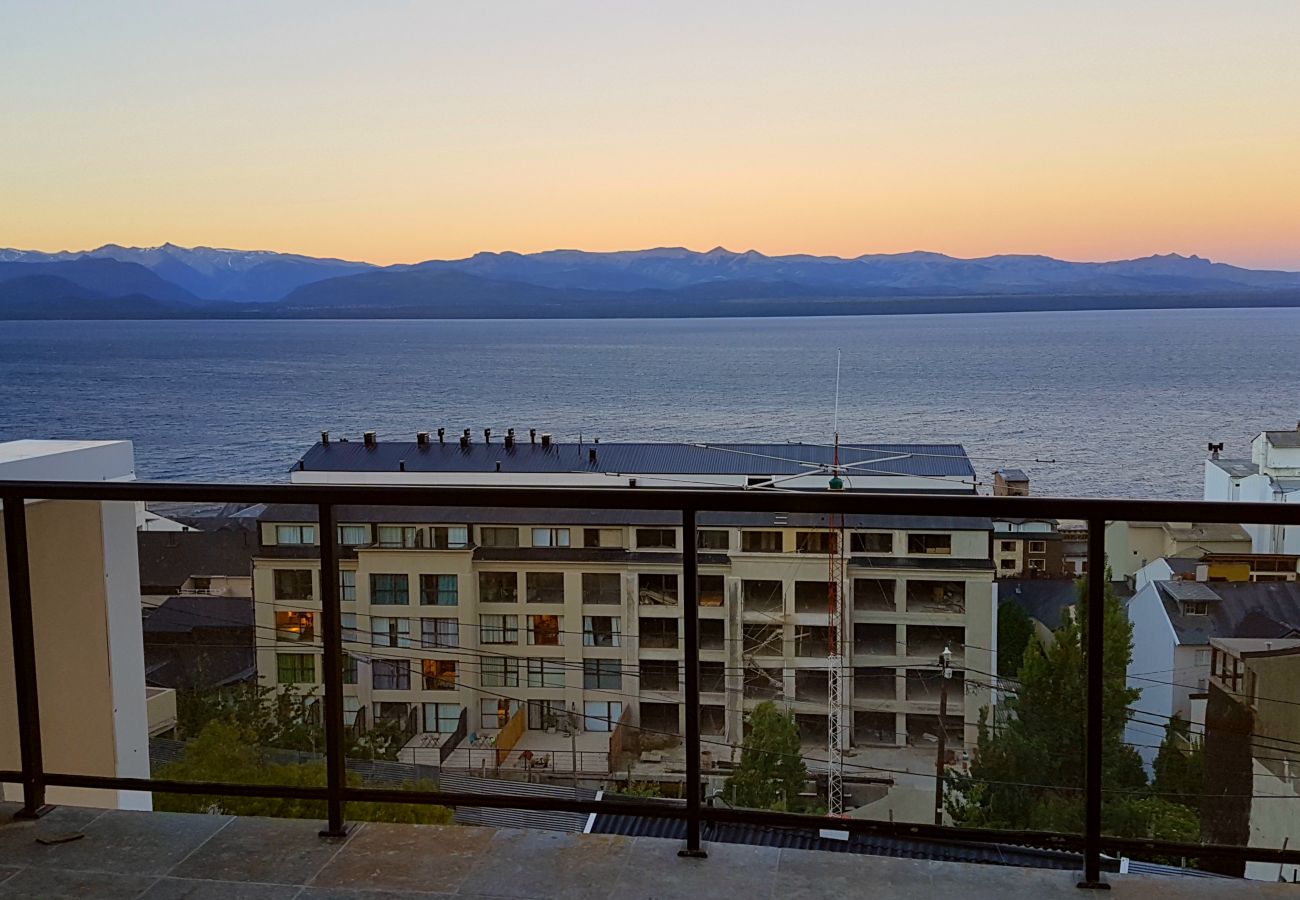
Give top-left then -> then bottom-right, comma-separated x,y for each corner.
934,643 -> 952,826
570,703 -> 579,797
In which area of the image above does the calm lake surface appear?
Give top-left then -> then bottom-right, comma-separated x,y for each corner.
2,309 -> 1298,498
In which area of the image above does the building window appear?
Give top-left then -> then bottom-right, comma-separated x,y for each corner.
275,611 -> 315,642
639,617 -> 678,649
371,616 -> 412,648
741,530 -> 784,553
274,570 -> 313,602
526,571 -> 565,604
337,525 -> 367,546
581,572 -> 621,605
1028,558 -> 1046,571
480,527 -> 519,548
342,652 -> 358,685
431,526 -> 470,549
372,660 -> 410,691
528,700 -> 567,730
277,653 -> 315,684
636,528 -> 677,549
276,525 -> 315,545
640,660 -> 679,692
999,559 -> 1017,570
481,699 -> 516,731
851,532 -> 893,554
699,575 -> 725,607
583,615 -> 621,647
1028,541 -> 1047,553
377,526 -> 423,549
370,574 -> 410,605
420,574 -> 458,606
421,617 -> 459,649
584,659 -> 623,690
340,613 -> 360,642
795,531 -> 836,554
1000,541 -> 1017,552
479,572 -> 518,603
907,533 -> 952,555
583,528 -> 622,548
531,527 -> 571,548
344,696 -> 360,726
479,614 -> 519,644
373,702 -> 410,727
638,573 -> 679,606
424,703 -> 462,733
1184,600 -> 1210,616
1195,649 -> 1212,666
527,658 -> 567,688
480,656 -> 520,687
527,614 -> 562,646
698,529 -> 729,551
339,570 -> 357,602
583,701 -> 622,732
422,659 -> 457,690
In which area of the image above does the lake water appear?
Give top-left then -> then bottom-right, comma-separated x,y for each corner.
2,309 -> 1298,498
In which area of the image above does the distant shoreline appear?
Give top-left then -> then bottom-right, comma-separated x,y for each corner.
4,290 -> 1300,321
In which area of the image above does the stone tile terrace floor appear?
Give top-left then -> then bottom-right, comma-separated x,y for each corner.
0,802 -> 1292,899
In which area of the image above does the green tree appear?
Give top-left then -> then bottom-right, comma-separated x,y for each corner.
155,721 -> 452,824
725,701 -> 808,811
997,601 -> 1035,679
949,577 -> 1158,836
1152,714 -> 1204,814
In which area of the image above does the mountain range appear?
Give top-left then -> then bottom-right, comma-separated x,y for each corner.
2,243 -> 1299,319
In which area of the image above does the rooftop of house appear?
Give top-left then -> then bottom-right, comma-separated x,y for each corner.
0,804 -> 1258,899
1262,428 -> 1300,449
994,467 -> 1029,481
256,503 -> 993,532
1155,580 -> 1300,645
141,594 -> 253,634
998,578 -> 1078,631
1208,458 -> 1260,478
137,529 -> 256,593
295,439 -> 977,479
1209,637 -> 1300,657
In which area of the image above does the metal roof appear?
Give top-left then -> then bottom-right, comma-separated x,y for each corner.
1263,430 -> 1300,449
998,579 -> 1078,631
1209,458 -> 1259,478
1156,581 -> 1300,645
297,440 -> 975,478
137,530 -> 255,592
1160,581 -> 1222,602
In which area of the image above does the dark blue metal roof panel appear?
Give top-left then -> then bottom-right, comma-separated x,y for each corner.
298,441 -> 975,478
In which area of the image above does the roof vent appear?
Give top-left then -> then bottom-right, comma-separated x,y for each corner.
320,431 -> 330,445
399,459 -> 406,472
629,477 -> 637,488
460,429 -> 471,449
530,428 -> 537,444
1208,442 -> 1224,460
363,431 -> 377,448
437,427 -> 445,444
297,459 -> 305,470
484,427 -> 492,444
505,428 -> 515,449
589,448 -> 598,465
495,461 -> 502,472
416,431 -> 430,447
541,433 -> 552,448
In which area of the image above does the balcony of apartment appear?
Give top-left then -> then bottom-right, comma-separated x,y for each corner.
905,626 -> 965,665
740,578 -> 784,618
5,475 -> 1299,895
904,668 -> 965,715
903,579 -> 966,617
145,686 -> 176,738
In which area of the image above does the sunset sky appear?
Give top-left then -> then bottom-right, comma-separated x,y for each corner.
3,1 -> 1298,268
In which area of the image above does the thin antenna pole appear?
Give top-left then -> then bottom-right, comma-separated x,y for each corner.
832,349 -> 842,440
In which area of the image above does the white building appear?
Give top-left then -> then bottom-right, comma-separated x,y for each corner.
0,440 -> 155,810
1205,426 -> 1300,555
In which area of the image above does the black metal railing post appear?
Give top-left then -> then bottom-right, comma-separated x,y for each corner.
1078,517 -> 1108,889
317,503 -> 349,837
678,507 -> 706,858
2,493 -> 51,819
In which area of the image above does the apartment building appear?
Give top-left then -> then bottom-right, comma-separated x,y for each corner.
1205,426 -> 1300,555
1104,520 -> 1251,584
991,518 -> 1065,577
251,436 -> 996,765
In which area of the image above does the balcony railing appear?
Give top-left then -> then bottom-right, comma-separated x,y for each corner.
4,478 -> 1300,886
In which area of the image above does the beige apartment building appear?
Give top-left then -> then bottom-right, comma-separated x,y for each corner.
251,437 -> 996,765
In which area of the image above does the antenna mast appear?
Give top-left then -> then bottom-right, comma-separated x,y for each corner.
826,350 -> 846,816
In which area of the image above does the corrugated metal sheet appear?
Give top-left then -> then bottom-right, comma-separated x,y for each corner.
443,773 -> 594,833
298,441 -> 975,478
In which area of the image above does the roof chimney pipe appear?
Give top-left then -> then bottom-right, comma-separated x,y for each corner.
399,459 -> 406,472
484,427 -> 492,444
505,428 -> 515,449
437,427 -> 445,444
320,431 -> 330,445
541,433 -> 552,448
417,431 -> 429,447
530,428 -> 537,444
460,429 -> 471,449
589,447 -> 598,465
363,431 -> 377,448
1208,442 -> 1224,460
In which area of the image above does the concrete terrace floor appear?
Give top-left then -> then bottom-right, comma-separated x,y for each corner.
0,802 -> 1293,899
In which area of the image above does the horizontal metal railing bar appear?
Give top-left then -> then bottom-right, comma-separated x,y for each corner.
1,478 -> 1299,526
15,771 -> 1300,865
